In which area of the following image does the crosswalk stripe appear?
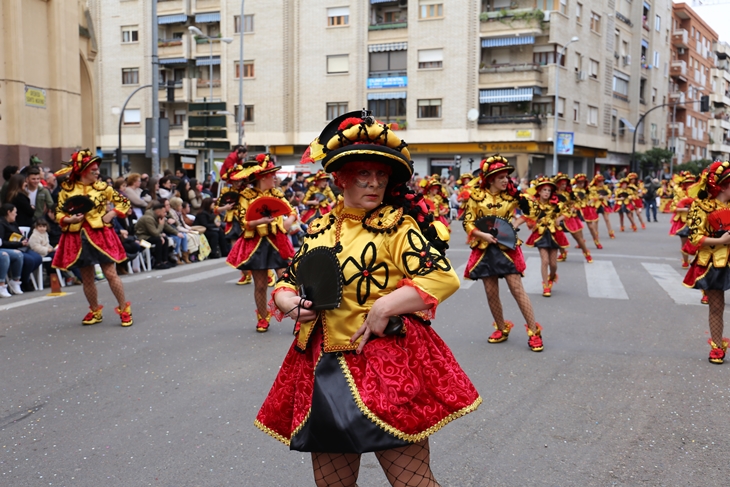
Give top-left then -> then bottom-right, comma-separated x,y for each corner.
121,258 -> 223,283
165,266 -> 238,283
641,263 -> 703,306
455,263 -> 477,289
0,292 -> 75,312
522,257 -> 544,294
585,260 -> 628,300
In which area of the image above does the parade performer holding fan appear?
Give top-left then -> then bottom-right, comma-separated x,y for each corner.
53,150 -> 133,327
257,111 -> 480,487
670,171 -> 697,268
456,173 -> 475,220
657,178 -> 674,213
422,176 -> 451,229
300,169 -> 337,224
463,155 -> 544,351
683,161 -> 730,364
521,176 -> 568,298
226,154 -> 296,332
589,174 -> 616,239
614,178 -> 638,232
627,172 -> 647,229
554,173 -> 593,263
573,174 -> 603,249
217,162 -> 253,285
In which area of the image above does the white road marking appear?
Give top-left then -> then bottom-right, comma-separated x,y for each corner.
121,258 -> 224,283
164,266 -> 238,283
0,293 -> 75,312
642,263 -> 703,306
455,263 -> 477,289
585,260 -> 629,300
522,257 -> 544,294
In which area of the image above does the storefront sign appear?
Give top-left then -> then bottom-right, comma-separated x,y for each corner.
556,132 -> 574,155
25,86 -> 46,108
367,77 -> 408,89
516,129 -> 533,139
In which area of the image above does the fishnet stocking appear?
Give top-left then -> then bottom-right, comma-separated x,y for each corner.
100,263 -> 126,308
482,277 -> 506,330
706,289 -> 725,346
251,270 -> 269,318
504,274 -> 537,331
79,266 -> 98,309
375,440 -> 441,487
311,452 -> 360,487
538,249 -> 558,283
601,213 -> 614,235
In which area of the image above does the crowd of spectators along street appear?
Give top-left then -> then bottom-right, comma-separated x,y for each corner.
1,150 -> 666,300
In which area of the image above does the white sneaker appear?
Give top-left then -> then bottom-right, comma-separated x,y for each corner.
7,280 -> 23,295
0,285 -> 11,298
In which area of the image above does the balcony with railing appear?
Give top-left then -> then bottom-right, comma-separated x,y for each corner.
479,63 -> 543,88
478,114 -> 543,125
192,78 -> 222,101
158,79 -> 191,103
194,37 -> 222,56
711,91 -> 730,106
669,90 -> 686,104
193,0 -> 219,12
672,29 -> 689,49
157,0 -> 190,16
668,121 -> 685,137
369,2 -> 407,31
670,60 -> 687,80
158,35 -> 190,59
480,8 -> 545,37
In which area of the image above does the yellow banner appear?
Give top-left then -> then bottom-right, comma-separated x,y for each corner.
25,86 -> 46,108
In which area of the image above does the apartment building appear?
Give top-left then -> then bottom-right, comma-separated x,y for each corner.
92,0 -> 671,179
709,41 -> 730,161
0,0 -> 98,169
667,2 -> 716,166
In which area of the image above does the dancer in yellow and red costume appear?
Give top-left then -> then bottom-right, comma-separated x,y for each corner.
257,111 -> 480,485
422,175 -> 451,229
300,169 -> 336,224
573,173 -> 603,249
216,162 -> 253,285
520,176 -> 569,297
226,154 -> 297,332
682,161 -> 730,364
53,150 -> 133,326
657,178 -> 674,213
463,155 -> 545,351
614,178 -> 638,232
589,174 -> 616,240
627,172 -> 647,230
669,171 -> 697,268
554,172 -> 593,263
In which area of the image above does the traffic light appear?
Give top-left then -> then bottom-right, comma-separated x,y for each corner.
700,95 -> 710,112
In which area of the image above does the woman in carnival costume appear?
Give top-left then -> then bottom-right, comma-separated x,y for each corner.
462,156 -> 545,351
226,154 -> 297,332
553,173 -> 593,263
521,176 -> 569,298
301,169 -> 337,225
614,178 -> 638,232
669,171 -> 697,268
682,161 -> 730,363
455,173 -> 475,220
589,174 -> 616,239
258,111 -> 480,486
572,173 -> 603,249
217,162 -> 251,284
627,172 -> 647,229
423,176 -> 451,229
657,178 -> 674,213
52,150 -> 133,326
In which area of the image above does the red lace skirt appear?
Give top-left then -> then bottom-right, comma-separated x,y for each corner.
465,244 -> 526,279
580,207 -> 598,222
633,199 -> 644,209
684,262 -> 730,291
52,224 -> 126,270
525,230 -> 569,249
562,215 -> 584,233
255,318 -> 481,453
669,218 -> 687,236
226,233 -> 294,270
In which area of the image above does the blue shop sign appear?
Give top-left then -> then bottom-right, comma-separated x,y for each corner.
556,132 -> 574,155
367,76 -> 408,89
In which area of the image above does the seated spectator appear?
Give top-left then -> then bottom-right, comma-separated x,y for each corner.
161,198 -> 187,265
180,201 -> 209,261
113,210 -> 142,274
187,178 -> 203,214
158,177 -> 173,200
168,197 -> 198,264
0,165 -> 19,204
0,246 -> 23,298
25,166 -> 54,223
123,173 -> 151,218
28,218 -> 56,281
0,203 -> 42,292
144,177 -> 160,208
4,174 -> 35,228
201,181 -> 213,197
195,197 -> 228,258
134,202 -> 179,270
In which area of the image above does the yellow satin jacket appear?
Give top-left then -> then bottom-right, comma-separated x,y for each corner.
462,188 -> 521,250
56,180 -> 130,232
275,201 -> 460,353
687,198 -> 730,268
523,198 -> 564,235
303,186 -> 336,209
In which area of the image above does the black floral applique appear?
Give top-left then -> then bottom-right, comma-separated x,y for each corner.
401,229 -> 451,276
341,241 -> 388,305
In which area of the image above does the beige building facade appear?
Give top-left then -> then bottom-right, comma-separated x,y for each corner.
92,0 -> 672,179
709,41 -> 730,161
0,0 -> 97,171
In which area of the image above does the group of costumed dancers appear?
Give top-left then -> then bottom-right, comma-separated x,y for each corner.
45,114 -> 730,485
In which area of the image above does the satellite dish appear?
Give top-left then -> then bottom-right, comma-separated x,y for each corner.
467,108 -> 479,122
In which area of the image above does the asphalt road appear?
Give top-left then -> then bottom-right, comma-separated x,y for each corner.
2,211 -> 729,487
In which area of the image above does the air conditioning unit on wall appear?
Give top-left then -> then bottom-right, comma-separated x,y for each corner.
576,71 -> 587,81
623,55 -> 631,66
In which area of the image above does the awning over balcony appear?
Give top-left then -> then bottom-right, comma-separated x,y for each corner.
367,91 -> 407,100
195,12 -> 221,23
619,118 -> 636,132
158,14 -> 188,25
479,87 -> 539,103
368,42 -> 407,52
371,0 -> 397,3
160,57 -> 188,65
641,39 -> 649,48
481,36 -> 535,48
196,56 -> 221,66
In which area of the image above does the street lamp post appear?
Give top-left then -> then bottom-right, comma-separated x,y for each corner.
552,36 -> 579,176
188,26 -> 233,176
238,0 -> 245,146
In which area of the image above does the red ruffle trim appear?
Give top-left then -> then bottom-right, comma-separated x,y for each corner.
683,262 -> 707,287
226,232 -> 295,268
464,246 -> 526,276
525,230 -> 570,247
268,286 -> 296,322
397,278 -> 438,320
52,224 -> 126,270
563,216 -> 584,233
580,207 -> 598,222
633,199 -> 644,209
669,219 -> 687,236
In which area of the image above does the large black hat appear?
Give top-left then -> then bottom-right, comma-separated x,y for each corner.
308,110 -> 413,184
